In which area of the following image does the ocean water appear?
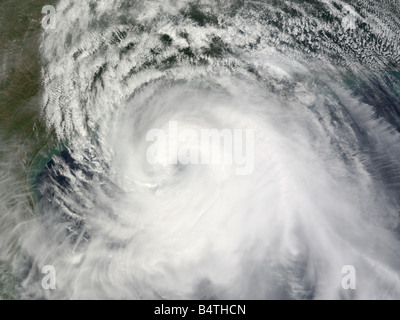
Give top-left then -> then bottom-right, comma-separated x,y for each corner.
1,0 -> 400,299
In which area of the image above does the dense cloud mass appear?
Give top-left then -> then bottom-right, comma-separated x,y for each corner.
1,0 -> 400,299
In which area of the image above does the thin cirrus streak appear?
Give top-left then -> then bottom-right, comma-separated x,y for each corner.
1,0 -> 400,299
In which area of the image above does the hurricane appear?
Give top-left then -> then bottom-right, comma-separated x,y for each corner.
1,0 -> 400,300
